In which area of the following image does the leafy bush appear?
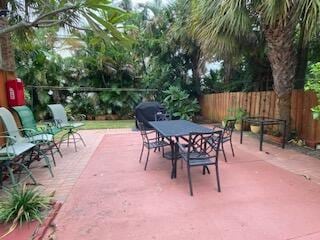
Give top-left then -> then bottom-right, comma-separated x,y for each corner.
99,89 -> 142,117
68,92 -> 98,116
0,184 -> 52,225
305,62 -> 320,120
162,86 -> 200,120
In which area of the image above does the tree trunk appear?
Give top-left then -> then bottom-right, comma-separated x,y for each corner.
295,20 -> 308,89
223,57 -> 233,84
263,20 -> 297,137
191,47 -> 202,98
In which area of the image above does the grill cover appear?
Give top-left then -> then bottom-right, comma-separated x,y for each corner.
135,101 -> 165,129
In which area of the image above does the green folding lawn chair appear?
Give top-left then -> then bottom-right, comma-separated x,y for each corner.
48,104 -> 86,152
12,105 -> 63,162
0,135 -> 37,186
0,107 -> 54,178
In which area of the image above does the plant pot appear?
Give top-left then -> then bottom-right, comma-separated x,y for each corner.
250,125 -> 261,134
222,120 -> 226,127
235,123 -> 242,131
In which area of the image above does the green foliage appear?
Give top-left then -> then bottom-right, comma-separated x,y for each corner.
99,90 -> 141,117
162,86 -> 200,120
223,107 -> 248,123
68,93 -> 99,116
0,184 -> 51,225
305,62 -> 320,120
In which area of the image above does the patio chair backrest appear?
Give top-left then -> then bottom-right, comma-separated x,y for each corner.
155,112 -> 171,121
0,107 -> 24,143
48,104 -> 68,125
137,121 -> 150,144
223,119 -> 236,139
12,105 -> 37,130
187,130 -> 222,160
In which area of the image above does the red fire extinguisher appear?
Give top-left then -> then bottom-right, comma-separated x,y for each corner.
6,78 -> 26,107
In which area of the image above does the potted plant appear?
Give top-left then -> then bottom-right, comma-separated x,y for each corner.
222,108 -> 235,127
234,108 -> 248,131
250,124 -> 261,134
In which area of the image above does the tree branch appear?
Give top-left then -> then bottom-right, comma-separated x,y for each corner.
0,4 -> 80,36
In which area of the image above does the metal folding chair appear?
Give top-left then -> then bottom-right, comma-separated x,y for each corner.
48,104 -> 86,152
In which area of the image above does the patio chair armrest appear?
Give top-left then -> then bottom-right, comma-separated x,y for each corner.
0,136 -> 17,157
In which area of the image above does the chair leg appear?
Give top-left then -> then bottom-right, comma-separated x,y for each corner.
54,141 -> 63,158
67,132 -> 71,147
187,164 -> 193,196
50,148 -> 56,166
139,145 -> 144,163
144,148 -> 150,171
202,166 -> 210,175
74,131 -> 86,147
221,143 -> 227,162
6,165 -> 16,185
230,140 -> 235,157
16,163 -> 37,185
215,164 -> 221,192
71,132 -> 77,152
37,149 -> 54,177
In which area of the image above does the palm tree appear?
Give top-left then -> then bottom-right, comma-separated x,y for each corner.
168,0 -> 205,97
192,0 -> 320,133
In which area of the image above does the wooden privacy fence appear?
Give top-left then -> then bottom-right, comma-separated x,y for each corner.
200,90 -> 320,147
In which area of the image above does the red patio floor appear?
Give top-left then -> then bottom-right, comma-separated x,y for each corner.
54,131 -> 320,240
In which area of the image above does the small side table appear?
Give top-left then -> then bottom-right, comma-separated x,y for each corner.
240,117 -> 286,151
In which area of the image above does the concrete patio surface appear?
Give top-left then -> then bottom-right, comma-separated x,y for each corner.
47,128 -> 320,240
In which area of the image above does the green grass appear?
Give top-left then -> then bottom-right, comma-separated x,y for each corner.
80,120 -> 135,130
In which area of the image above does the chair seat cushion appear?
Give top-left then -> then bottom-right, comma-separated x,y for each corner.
31,133 -> 54,142
61,122 -> 84,128
0,142 -> 35,157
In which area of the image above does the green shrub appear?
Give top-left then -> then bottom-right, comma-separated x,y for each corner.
305,62 -> 320,120
0,184 -> 52,225
162,86 -> 200,120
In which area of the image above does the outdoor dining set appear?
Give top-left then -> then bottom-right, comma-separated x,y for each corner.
135,102 -> 236,196
0,104 -> 86,187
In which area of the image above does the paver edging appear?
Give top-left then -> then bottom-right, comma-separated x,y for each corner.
32,201 -> 62,240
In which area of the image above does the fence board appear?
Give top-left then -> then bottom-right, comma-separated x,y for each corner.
200,90 -> 320,148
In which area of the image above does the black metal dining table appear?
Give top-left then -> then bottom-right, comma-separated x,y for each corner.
240,117 -> 286,151
149,120 -> 213,179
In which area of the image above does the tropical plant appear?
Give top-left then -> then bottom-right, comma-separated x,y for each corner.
162,86 -> 200,120
234,108 -> 248,124
191,0 -> 320,134
99,89 -> 142,117
305,62 -> 320,120
0,184 -> 52,225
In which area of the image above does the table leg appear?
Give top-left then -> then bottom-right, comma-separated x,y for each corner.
240,119 -> 244,144
170,139 -> 175,179
282,120 -> 286,149
259,122 -> 264,151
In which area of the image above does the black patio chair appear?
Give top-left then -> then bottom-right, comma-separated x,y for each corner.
137,121 -> 170,171
178,130 -> 223,196
154,112 -> 171,121
154,112 -> 171,152
214,119 -> 236,162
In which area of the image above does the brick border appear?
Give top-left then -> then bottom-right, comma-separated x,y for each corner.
32,201 -> 62,240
